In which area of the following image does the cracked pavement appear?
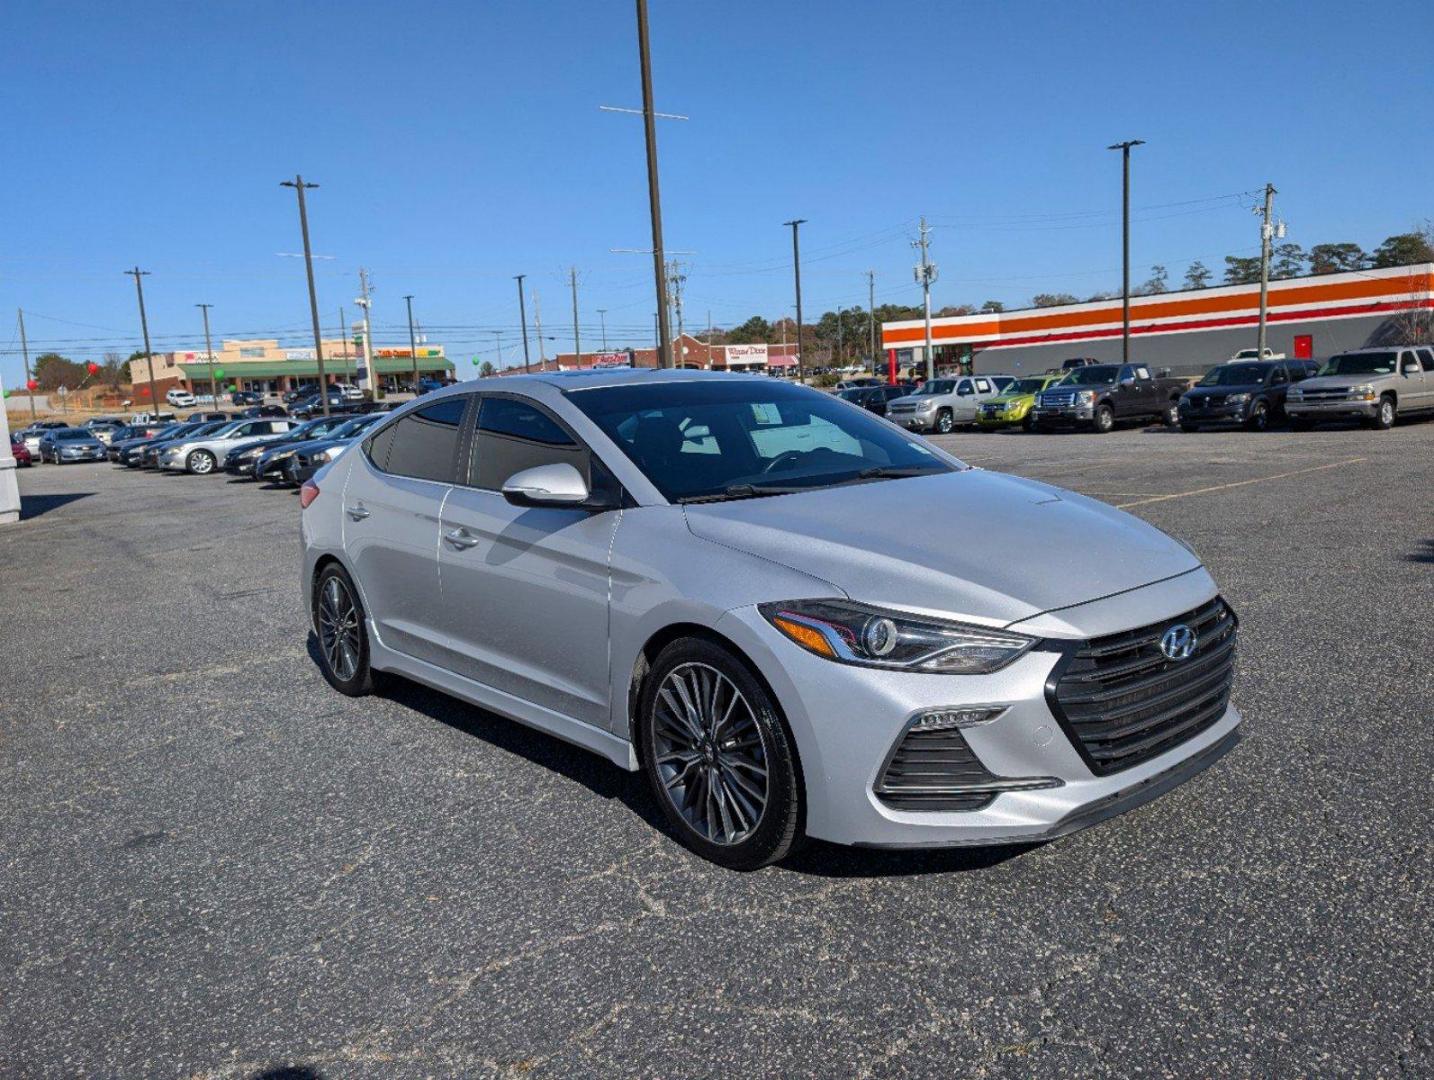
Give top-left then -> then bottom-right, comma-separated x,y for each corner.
2,419 -> 1431,1077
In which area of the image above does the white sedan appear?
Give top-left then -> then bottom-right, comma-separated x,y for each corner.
159,418 -> 296,474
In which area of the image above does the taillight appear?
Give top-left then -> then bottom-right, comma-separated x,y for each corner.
299,480 -> 320,509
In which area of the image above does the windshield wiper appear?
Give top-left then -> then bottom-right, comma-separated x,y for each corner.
678,483 -> 807,504
854,466 -> 942,480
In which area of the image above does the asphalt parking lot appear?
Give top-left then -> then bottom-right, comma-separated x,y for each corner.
3,420 -> 1431,1078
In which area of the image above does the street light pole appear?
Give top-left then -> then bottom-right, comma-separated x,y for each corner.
866,269 -> 877,373
124,267 -> 160,412
197,303 -> 218,405
404,295 -> 419,392
635,0 -> 672,368
1107,140 -> 1144,363
338,307 -> 352,384
569,267 -> 582,367
514,274 -> 531,373
1256,182 -> 1277,358
784,219 -> 807,383
280,174 -> 330,415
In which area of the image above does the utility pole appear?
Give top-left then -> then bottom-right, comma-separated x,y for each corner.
784,219 -> 807,382
280,175 -> 330,414
17,308 -> 36,421
706,310 -> 713,370
356,268 -> 376,397
491,330 -> 503,373
569,267 -> 582,367
338,307 -> 351,384
124,267 -> 161,411
196,303 -> 218,405
1256,182 -> 1279,358
667,261 -> 687,364
913,217 -> 937,381
534,290 -> 546,366
867,269 -> 877,374
1107,140 -> 1145,363
513,274 -> 531,373
597,308 -> 608,351
403,295 -> 420,392
635,0 -> 672,368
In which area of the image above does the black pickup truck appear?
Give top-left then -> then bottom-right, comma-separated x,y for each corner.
1031,362 -> 1187,433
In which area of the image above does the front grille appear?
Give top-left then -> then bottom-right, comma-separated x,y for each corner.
1040,389 -> 1077,408
1050,597 -> 1237,776
875,727 -> 1000,811
1194,394 -> 1226,409
888,403 -> 916,414
1296,388 -> 1356,402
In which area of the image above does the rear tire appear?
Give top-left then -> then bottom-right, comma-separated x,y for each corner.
1162,399 -> 1181,427
312,563 -> 378,696
1093,405 -> 1115,434
638,637 -> 802,870
1369,395 -> 1396,430
1022,414 -> 1036,432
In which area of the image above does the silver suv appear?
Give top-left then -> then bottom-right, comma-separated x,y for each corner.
1286,346 -> 1434,430
300,370 -> 1241,868
887,375 -> 1006,433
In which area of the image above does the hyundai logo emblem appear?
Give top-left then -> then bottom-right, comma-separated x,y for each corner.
1159,623 -> 1198,661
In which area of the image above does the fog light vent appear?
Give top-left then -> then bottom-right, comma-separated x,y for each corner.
911,707 -> 1005,732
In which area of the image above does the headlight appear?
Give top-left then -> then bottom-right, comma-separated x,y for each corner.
1349,383 -> 1376,400
312,449 -> 334,464
1287,388 -> 1303,399
759,600 -> 1036,674
915,400 -> 935,411
1226,393 -> 1250,404
1076,390 -> 1096,404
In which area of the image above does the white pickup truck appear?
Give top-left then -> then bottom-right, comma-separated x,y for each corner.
1230,347 -> 1285,361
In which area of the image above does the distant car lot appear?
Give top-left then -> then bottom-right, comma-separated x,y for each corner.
2,421 -> 1429,1076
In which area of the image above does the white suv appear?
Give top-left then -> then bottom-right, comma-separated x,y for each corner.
886,376 -> 1006,433
166,388 -> 197,407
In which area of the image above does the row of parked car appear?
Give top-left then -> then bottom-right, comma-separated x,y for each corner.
10,403 -> 393,485
833,346 -> 1434,434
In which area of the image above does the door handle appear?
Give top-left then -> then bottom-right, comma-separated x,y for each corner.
346,504 -> 370,521
444,526 -> 480,550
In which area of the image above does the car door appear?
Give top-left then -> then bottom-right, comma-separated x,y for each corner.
1113,364 -> 1145,417
1267,364 -> 1290,411
342,396 -> 465,666
434,394 -> 618,729
952,378 -> 978,421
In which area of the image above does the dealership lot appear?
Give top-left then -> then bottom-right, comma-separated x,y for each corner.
2,423 -> 1430,1077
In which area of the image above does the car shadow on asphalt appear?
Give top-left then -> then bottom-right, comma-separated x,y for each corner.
304,633 -> 1040,879
19,491 -> 93,520
1407,539 -> 1434,564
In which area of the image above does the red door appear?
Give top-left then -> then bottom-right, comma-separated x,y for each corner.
1293,335 -> 1313,359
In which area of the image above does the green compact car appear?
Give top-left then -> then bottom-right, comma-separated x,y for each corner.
976,374 -> 1068,431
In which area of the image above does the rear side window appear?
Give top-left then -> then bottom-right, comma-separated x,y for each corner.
470,397 -> 589,490
1419,348 -> 1434,372
371,398 -> 466,482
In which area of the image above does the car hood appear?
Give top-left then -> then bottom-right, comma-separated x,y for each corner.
1185,382 -> 1264,396
1293,374 -> 1383,390
682,469 -> 1200,627
54,438 -> 105,449
987,392 -> 1036,405
888,394 -> 939,407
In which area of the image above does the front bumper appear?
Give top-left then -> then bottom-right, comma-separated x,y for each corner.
890,410 -> 936,431
714,574 -> 1240,848
1286,398 -> 1376,420
1179,401 -> 1248,425
159,451 -> 187,471
976,404 -> 1028,428
1032,405 -> 1096,426
59,448 -> 107,462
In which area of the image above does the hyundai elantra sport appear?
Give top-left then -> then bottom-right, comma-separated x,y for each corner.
300,370 -> 1240,869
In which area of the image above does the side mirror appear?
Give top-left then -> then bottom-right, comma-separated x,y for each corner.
1118,375 -> 1136,385
502,463 -> 592,509
1402,361 -> 1420,376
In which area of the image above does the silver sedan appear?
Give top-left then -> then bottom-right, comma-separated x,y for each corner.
300,370 -> 1240,869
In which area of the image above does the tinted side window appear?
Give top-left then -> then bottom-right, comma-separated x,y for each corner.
1418,348 -> 1434,373
1269,367 -> 1288,384
471,397 -> 589,490
381,398 -> 466,483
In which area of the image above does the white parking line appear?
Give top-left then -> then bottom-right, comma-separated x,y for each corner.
1114,457 -> 1367,509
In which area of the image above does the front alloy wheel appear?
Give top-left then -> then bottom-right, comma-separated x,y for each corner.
312,563 -> 378,696
1093,405 -> 1115,433
935,410 -> 954,434
1246,399 -> 1270,431
640,639 -> 801,869
1370,396 -> 1396,430
187,449 -> 216,474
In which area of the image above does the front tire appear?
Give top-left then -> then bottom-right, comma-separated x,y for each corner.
312,563 -> 378,696
935,410 -> 954,434
1245,399 -> 1271,431
638,638 -> 802,870
1162,399 -> 1181,427
1093,405 -> 1115,434
186,449 -> 216,474
1369,395 -> 1396,430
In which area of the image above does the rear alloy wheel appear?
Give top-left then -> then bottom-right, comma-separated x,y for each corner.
1163,399 -> 1181,427
1093,405 -> 1115,434
312,563 -> 378,696
186,449 -> 216,474
1370,395 -> 1396,430
640,639 -> 801,870
1245,399 -> 1270,431
935,410 -> 954,434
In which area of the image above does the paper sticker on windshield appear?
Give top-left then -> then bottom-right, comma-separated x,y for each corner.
750,403 -> 782,425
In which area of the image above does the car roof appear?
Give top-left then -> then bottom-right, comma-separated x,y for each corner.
415,367 -> 780,404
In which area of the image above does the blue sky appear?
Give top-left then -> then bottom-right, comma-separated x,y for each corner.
2,0 -> 1431,379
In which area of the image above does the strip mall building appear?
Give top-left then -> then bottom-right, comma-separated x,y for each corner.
881,263 -> 1434,377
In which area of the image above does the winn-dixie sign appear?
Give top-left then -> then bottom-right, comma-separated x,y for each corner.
725,343 -> 768,366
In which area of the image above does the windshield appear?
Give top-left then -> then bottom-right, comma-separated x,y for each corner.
836,388 -> 868,402
1199,363 -> 1270,387
1063,366 -> 1120,386
332,415 -> 382,439
1009,378 -> 1049,395
1319,352 -> 1397,376
913,380 -> 955,396
567,379 -> 960,503
54,429 -> 93,440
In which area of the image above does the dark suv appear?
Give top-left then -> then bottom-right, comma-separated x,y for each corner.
1178,359 -> 1321,431
836,383 -> 914,417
